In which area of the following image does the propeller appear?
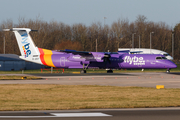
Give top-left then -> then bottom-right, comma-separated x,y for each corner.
103,53 -> 111,65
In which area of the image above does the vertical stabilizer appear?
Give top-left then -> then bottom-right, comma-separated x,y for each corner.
6,28 -> 39,57
3,28 -> 42,64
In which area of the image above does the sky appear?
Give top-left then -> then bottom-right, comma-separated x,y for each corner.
0,0 -> 180,27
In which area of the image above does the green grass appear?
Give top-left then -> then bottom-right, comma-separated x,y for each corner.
0,85 -> 180,111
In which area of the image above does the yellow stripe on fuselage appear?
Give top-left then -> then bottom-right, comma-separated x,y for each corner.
42,49 -> 55,67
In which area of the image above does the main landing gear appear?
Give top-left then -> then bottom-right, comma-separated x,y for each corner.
80,70 -> 86,73
80,63 -> 89,73
106,69 -> 113,73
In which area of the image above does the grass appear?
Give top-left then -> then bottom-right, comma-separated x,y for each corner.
0,85 -> 180,111
0,76 -> 41,80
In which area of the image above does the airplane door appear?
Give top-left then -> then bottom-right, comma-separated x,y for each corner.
60,57 -> 65,67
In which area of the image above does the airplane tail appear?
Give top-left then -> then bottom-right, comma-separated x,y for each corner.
3,28 -> 58,67
3,28 -> 44,65
4,28 -> 39,57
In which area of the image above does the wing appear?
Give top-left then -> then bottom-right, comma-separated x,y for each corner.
118,50 -> 130,53
57,49 -> 92,55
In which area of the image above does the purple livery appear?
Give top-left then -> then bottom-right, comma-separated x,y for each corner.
3,28 -> 177,73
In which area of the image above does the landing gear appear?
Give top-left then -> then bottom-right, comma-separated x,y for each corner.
107,69 -> 113,73
80,70 -> 86,73
166,69 -> 170,73
80,63 -> 89,73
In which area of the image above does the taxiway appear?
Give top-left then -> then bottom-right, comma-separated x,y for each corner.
0,72 -> 180,88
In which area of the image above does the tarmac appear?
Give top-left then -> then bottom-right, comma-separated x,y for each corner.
0,72 -> 180,88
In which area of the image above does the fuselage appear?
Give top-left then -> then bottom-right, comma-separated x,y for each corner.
24,48 -> 176,70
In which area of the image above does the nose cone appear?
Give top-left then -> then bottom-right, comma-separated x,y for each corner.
171,63 -> 177,68
168,62 -> 177,68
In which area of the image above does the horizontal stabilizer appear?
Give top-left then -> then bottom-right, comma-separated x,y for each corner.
3,28 -> 38,32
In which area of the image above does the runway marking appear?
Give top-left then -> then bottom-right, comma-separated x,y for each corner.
0,112 -> 112,118
0,116 -> 54,118
51,112 -> 112,117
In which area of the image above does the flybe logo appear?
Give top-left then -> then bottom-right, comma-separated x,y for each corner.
124,56 -> 145,65
21,33 -> 31,58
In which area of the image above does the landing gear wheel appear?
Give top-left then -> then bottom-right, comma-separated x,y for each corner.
166,70 -> 170,73
80,70 -> 86,73
107,70 -> 113,73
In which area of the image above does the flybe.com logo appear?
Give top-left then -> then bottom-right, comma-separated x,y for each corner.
21,33 -> 31,58
124,56 -> 145,65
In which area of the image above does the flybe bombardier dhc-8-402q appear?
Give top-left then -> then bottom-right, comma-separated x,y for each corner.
3,28 -> 177,73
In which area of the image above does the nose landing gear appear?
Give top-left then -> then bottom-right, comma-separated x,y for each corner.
106,69 -> 113,73
166,69 -> 171,73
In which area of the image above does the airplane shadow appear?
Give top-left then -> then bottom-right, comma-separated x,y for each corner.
167,72 -> 180,75
30,73 -> 136,76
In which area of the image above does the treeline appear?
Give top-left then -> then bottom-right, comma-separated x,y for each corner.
0,15 -> 180,60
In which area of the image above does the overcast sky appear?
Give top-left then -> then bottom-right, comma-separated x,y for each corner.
0,0 -> 180,27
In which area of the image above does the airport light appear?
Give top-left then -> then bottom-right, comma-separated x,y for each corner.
150,32 -> 154,53
3,36 -> 5,54
104,17 -> 107,27
139,35 -> 141,49
96,39 -> 97,52
132,33 -> 136,48
172,32 -> 174,59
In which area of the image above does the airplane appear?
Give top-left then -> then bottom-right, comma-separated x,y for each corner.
118,48 -> 173,60
3,28 -> 177,73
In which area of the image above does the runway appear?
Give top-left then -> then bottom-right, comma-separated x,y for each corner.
1,108 -> 180,120
0,72 -> 180,88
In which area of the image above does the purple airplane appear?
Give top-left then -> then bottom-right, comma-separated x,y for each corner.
4,28 -> 177,73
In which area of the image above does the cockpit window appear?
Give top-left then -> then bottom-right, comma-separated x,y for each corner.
156,57 -> 162,60
163,53 -> 170,56
163,54 -> 169,56
156,57 -> 167,60
162,57 -> 167,59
